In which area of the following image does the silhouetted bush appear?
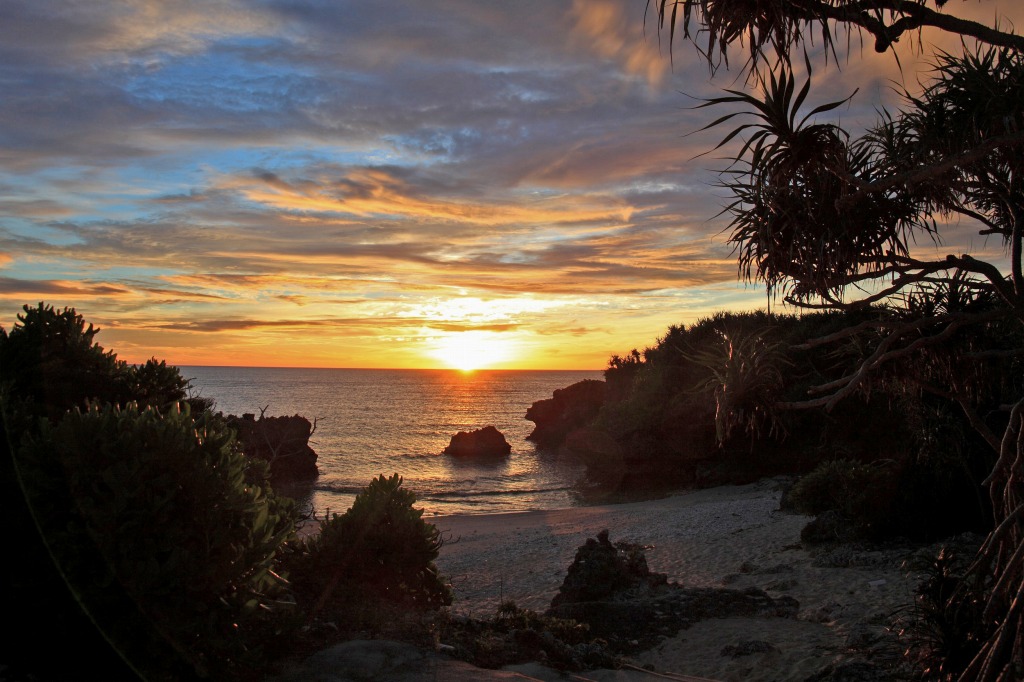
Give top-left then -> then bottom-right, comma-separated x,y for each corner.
588,311 -> 909,488
788,448 -> 991,543
285,474 -> 451,615
786,459 -> 891,517
15,402 -> 298,679
786,459 -> 900,541
0,303 -> 221,678
581,309 -> 997,541
0,303 -> 207,425
897,543 -> 989,680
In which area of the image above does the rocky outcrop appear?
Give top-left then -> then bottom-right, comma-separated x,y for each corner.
228,413 -> 318,482
549,530 -> 665,608
268,639 -> 552,682
546,531 -> 799,651
561,427 -> 623,470
444,426 -> 511,457
525,379 -> 606,447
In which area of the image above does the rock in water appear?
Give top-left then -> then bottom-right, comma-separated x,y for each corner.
227,413 -> 319,482
443,426 -> 512,457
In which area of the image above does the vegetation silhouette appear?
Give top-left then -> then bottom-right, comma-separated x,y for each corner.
1,304 -> 451,679
650,1 -> 1024,678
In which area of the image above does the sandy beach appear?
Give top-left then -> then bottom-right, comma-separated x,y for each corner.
431,477 -> 925,681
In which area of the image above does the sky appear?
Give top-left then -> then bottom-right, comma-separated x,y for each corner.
1,1 -> 1021,370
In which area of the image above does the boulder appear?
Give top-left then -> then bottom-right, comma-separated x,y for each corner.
444,426 -> 511,457
549,529 -> 665,607
546,531 -> 799,651
525,379 -> 607,447
227,413 -> 319,482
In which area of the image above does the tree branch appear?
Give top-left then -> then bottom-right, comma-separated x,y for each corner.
1013,204 -> 1024,299
653,1 -> 1024,68
782,309 -> 1005,411
941,255 -> 1021,309
835,132 -> 1024,209
792,0 -> 1024,53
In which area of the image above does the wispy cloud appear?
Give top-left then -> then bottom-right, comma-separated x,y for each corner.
2,0 -> 1020,367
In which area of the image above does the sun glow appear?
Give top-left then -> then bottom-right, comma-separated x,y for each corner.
427,331 -> 519,371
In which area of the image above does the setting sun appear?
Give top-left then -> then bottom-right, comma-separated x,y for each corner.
427,331 -> 519,371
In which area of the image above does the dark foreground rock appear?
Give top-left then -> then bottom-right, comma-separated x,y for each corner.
805,659 -> 892,682
227,413 -> 318,482
525,379 -> 606,447
546,530 -> 799,652
268,640 -> 540,681
444,426 -> 512,457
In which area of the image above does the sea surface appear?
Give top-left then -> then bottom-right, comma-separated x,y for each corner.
182,367 -> 603,517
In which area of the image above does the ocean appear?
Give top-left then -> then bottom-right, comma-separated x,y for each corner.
182,367 -> 603,517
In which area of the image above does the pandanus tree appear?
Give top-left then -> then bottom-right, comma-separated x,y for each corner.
649,1 -> 1024,678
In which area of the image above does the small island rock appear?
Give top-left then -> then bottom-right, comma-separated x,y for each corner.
443,426 -> 512,457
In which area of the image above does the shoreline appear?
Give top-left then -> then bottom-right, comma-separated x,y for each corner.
430,477 -> 925,681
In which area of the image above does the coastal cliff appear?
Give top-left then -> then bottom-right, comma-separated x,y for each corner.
524,379 -> 606,447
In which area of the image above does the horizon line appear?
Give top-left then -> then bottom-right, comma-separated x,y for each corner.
177,364 -> 605,372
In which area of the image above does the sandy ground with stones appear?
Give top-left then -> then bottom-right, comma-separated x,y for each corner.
430,477 -> 926,681
275,478 -> 935,681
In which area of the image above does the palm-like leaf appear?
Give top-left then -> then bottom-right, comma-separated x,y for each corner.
651,0 -> 830,71
686,326 -> 790,443
652,3 -> 1024,679
699,60 -> 924,302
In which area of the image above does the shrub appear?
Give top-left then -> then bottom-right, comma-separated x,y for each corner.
789,441 -> 993,542
786,459 -> 901,540
15,402 -> 298,679
786,459 -> 884,516
897,544 -> 989,680
0,303 -> 125,421
0,303 -> 198,424
286,473 -> 451,614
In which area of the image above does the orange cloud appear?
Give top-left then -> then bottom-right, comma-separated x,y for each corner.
229,167 -> 634,227
569,0 -> 670,90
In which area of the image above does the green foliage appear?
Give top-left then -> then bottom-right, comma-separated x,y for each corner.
0,303 -> 197,425
788,459 -> 906,542
787,459 -> 889,518
286,473 -> 451,613
788,445 -> 991,542
686,326 -> 789,443
596,310 -> 893,465
0,304 -> 230,677
591,308 -> 995,538
16,402 -> 298,679
0,303 -> 125,421
123,356 -> 189,409
897,545 -> 990,680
